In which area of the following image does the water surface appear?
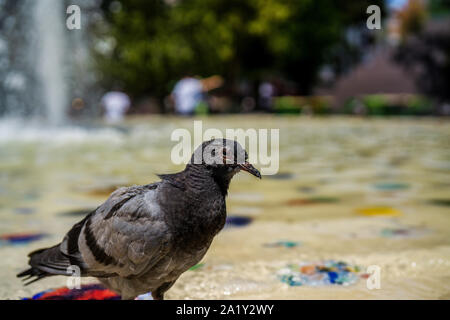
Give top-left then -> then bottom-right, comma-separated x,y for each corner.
1,116 -> 449,299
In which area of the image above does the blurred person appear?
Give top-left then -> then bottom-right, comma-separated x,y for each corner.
241,96 -> 256,113
201,75 -> 224,92
171,75 -> 204,116
68,97 -> 86,119
258,81 -> 275,111
101,90 -> 131,123
238,80 -> 256,113
171,75 -> 224,115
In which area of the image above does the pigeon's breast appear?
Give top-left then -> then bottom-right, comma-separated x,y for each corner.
172,194 -> 227,250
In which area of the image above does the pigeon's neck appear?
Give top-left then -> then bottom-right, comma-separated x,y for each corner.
185,164 -> 232,197
211,170 -> 234,196
159,165 -> 229,244
159,165 -> 233,197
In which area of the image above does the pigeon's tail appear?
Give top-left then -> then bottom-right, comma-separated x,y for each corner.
17,266 -> 50,286
17,244 -> 71,286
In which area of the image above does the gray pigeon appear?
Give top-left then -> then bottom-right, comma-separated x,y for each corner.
17,139 -> 261,300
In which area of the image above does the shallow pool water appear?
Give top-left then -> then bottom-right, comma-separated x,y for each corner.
1,116 -> 449,299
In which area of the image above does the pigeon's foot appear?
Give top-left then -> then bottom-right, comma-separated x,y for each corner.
151,292 -> 164,300
152,281 -> 176,300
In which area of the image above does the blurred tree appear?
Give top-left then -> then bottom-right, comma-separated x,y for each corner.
268,0 -> 385,94
0,0 -> 38,117
95,0 -> 171,99
394,0 -> 450,107
396,0 -> 428,38
395,21 -> 450,107
96,0 -> 385,105
429,0 -> 450,17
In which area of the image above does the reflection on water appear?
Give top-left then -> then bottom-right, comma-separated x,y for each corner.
0,116 -> 449,299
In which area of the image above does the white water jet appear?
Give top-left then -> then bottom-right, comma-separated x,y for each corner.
33,0 -> 68,125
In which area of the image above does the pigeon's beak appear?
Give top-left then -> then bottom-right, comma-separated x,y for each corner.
239,162 -> 262,179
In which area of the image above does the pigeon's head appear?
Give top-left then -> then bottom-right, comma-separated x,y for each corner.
190,139 -> 261,179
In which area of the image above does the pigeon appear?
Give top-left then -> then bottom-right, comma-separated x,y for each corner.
17,139 -> 261,300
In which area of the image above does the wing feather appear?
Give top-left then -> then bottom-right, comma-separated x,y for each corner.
77,183 -> 172,278
18,182 -> 169,284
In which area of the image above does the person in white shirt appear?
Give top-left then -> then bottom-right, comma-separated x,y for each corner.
101,91 -> 131,123
171,76 -> 204,115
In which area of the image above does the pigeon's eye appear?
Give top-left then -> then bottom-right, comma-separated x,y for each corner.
211,149 -> 216,157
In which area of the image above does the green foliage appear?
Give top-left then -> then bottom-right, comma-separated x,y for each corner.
344,94 -> 434,116
363,95 -> 388,114
406,95 -> 433,115
274,96 -> 332,114
96,0 -> 384,101
194,101 -> 209,115
274,96 -> 302,114
429,0 -> 450,17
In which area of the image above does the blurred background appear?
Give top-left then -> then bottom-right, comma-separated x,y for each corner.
0,0 -> 449,300
1,0 -> 450,118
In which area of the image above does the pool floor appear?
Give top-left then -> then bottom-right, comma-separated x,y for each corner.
1,116 -> 449,299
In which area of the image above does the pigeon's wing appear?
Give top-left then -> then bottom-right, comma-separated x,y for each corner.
64,183 -> 172,278
18,183 -> 171,284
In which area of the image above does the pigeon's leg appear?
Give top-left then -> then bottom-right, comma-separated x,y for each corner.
151,281 -> 176,300
151,291 -> 164,300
